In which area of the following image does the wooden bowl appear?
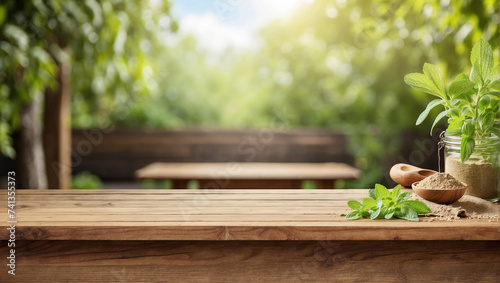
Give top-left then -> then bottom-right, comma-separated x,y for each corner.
412,181 -> 467,204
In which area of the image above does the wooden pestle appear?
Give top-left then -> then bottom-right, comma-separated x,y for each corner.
390,163 -> 437,187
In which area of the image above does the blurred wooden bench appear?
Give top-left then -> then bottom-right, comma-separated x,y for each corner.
72,128 -> 360,187
135,162 -> 361,189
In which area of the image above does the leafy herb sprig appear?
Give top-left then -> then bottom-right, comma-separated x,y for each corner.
404,39 -> 500,162
345,184 -> 430,222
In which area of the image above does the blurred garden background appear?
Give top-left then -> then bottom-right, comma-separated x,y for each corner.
0,0 -> 498,189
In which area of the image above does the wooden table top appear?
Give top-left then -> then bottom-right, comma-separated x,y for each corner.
135,162 -> 362,180
1,189 -> 498,241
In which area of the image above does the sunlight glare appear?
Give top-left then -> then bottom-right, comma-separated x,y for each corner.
257,0 -> 302,22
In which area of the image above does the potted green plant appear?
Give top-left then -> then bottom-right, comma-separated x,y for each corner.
404,39 -> 499,200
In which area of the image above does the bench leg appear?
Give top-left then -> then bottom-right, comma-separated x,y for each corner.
317,180 -> 335,189
171,179 -> 189,189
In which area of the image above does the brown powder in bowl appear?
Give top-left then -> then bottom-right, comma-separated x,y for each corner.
418,172 -> 464,190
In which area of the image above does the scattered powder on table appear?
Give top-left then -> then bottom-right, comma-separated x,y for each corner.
411,194 -> 500,222
418,172 -> 464,190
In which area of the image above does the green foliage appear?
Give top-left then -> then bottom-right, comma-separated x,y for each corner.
141,179 -> 158,189
187,180 -> 199,190
142,180 -> 172,189
302,180 -> 318,190
0,0 -> 175,157
405,39 -> 500,162
71,171 -> 102,190
2,0 -> 498,189
100,0 -> 498,188
345,184 -> 430,221
0,2 -> 58,157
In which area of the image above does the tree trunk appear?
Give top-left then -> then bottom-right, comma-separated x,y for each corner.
18,92 -> 48,189
43,60 -> 71,190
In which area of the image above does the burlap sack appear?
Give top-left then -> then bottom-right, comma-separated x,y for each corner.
412,194 -> 500,220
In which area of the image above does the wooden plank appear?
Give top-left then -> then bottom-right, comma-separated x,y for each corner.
3,200 -> 353,208
5,194 -> 363,201
1,197 -> 358,206
1,240 -> 499,282
8,218 -> 497,225
1,222 -> 499,241
1,189 -> 498,241
3,188 -> 370,194
13,207 -> 350,215
9,191 -> 369,200
0,215 -> 345,222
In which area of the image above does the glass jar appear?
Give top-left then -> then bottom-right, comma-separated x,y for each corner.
443,135 -> 500,201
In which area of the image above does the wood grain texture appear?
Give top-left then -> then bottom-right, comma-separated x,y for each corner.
1,240 -> 499,282
0,189 -> 499,241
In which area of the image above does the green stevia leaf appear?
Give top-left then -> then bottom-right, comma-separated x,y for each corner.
471,38 -> 494,82
461,136 -> 475,162
382,199 -> 393,207
416,99 -> 443,125
347,200 -> 362,210
488,80 -> 500,91
423,63 -> 446,96
489,64 -> 499,81
480,111 -> 494,128
403,206 -> 419,222
492,102 -> 499,113
370,207 -> 381,219
446,128 -> 462,136
402,200 -> 431,214
402,192 -> 412,200
395,205 -> 419,221
450,99 -> 461,107
379,206 -> 389,218
430,109 -> 453,135
461,106 -> 472,116
455,73 -> 469,81
462,119 -> 475,137
484,93 -> 499,101
368,189 -> 377,200
447,117 -> 463,133
448,79 -> 475,99
362,197 -> 377,208
392,184 -> 401,199
376,198 -> 383,208
470,62 -> 483,85
478,95 -> 491,110
361,211 -> 371,218
375,184 -> 390,199
397,192 -> 412,202
385,211 -> 395,219
345,211 -> 362,220
404,73 -> 444,99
